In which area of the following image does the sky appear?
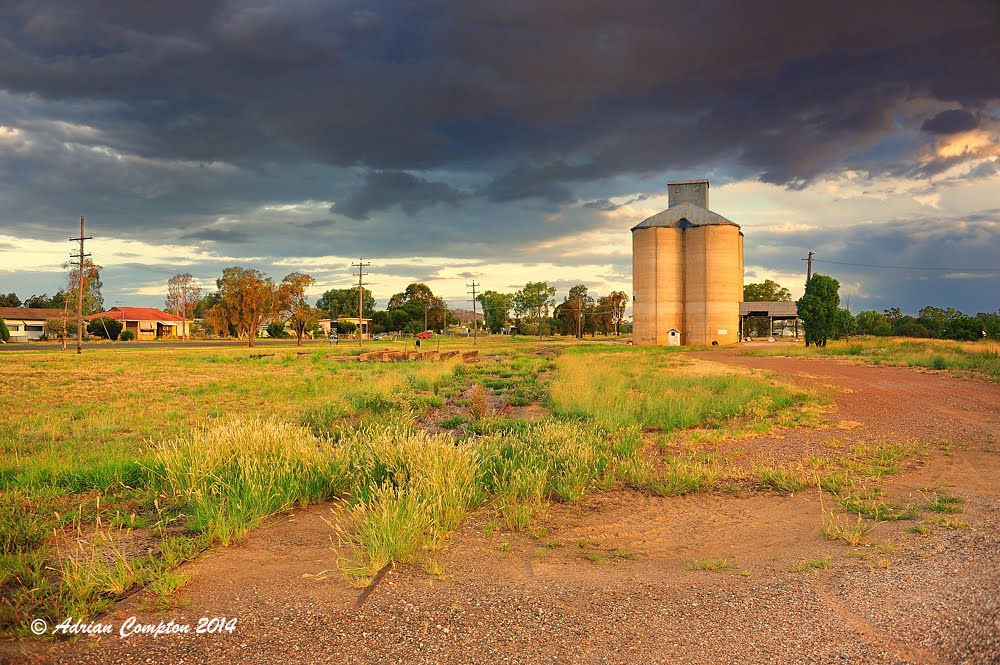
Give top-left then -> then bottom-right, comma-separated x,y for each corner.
1,0 -> 999,316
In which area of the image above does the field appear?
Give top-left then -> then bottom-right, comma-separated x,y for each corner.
1,336 -> 998,663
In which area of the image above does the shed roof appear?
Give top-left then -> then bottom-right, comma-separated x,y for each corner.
630,202 -> 739,231
0,307 -> 64,321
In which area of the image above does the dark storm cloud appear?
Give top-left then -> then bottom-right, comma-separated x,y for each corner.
921,109 -> 981,135
2,0 -> 997,204
333,171 -> 469,220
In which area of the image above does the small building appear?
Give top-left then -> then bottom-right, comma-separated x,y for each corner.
321,317 -> 372,339
739,301 -> 799,340
87,307 -> 190,340
0,307 -> 64,341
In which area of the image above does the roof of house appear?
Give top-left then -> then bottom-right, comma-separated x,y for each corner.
630,201 -> 740,231
0,307 -> 65,320
87,306 -> 189,322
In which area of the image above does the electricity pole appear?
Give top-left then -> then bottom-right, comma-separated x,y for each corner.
803,251 -> 814,282
69,216 -> 92,355
467,281 -> 479,346
351,260 -> 370,348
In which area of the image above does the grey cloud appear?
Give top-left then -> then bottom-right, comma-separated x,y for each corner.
333,171 -> 470,220
179,228 -> 251,243
921,109 -> 980,135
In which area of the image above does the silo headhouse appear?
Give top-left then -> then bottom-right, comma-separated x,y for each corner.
631,180 -> 744,346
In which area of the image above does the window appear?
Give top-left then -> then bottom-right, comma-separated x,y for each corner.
25,325 -> 44,332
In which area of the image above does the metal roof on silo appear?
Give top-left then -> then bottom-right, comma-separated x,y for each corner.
630,201 -> 740,232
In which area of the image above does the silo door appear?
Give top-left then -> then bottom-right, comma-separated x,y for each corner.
668,329 -> 681,346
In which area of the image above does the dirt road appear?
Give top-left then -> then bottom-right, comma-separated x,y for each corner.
8,352 -> 999,664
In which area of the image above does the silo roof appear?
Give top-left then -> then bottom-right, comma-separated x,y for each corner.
630,202 -> 740,231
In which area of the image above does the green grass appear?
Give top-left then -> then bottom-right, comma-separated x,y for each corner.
0,337 -> 935,636
685,557 -> 733,572
745,338 -> 1000,383
793,556 -> 832,572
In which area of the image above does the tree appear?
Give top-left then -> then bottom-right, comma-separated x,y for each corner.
606,291 -> 628,336
87,316 -> 123,340
278,272 -> 319,346
266,321 -> 291,338
64,258 -> 104,316
883,307 -> 902,326
316,287 -> 375,319
943,315 -> 981,341
0,293 -> 21,307
388,283 -> 448,331
796,274 -> 840,347
832,309 -> 857,341
215,267 -> 278,347
24,294 -> 59,309
477,290 -> 514,333
743,280 -> 791,302
744,280 -> 792,337
0,318 -> 8,343
976,312 -> 1000,340
855,310 -> 891,336
44,313 -> 73,349
514,281 -> 557,340
203,304 -> 231,338
165,274 -> 202,339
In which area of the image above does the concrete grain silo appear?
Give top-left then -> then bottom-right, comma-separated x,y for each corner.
631,180 -> 743,346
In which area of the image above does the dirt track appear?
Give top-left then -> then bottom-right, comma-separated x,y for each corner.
7,352 -> 999,664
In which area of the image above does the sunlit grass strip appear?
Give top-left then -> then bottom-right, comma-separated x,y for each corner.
745,338 -> 1000,382
548,351 -> 805,432
156,417 -> 350,546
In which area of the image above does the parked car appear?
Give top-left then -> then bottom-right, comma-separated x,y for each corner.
417,331 -> 433,339
373,332 -> 393,341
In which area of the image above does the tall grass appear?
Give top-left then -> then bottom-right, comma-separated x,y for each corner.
549,350 -> 803,431
157,417 -> 351,545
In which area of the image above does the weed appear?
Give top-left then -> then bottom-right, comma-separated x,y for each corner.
793,556 -> 832,572
756,465 -> 807,493
924,516 -> 970,530
838,492 -> 917,521
924,492 -> 965,514
440,415 -> 468,429
469,385 -> 490,421
685,558 -> 733,571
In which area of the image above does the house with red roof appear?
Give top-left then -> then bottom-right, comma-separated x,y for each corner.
87,306 -> 190,340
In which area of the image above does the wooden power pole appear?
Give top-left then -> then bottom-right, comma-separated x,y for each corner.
803,251 -> 814,282
69,216 -> 92,355
467,281 -> 480,346
351,260 -> 370,348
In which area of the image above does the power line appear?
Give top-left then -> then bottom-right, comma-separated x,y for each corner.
814,259 -> 999,272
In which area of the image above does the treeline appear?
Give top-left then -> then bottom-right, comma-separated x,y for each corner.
747,277 -> 998,345
855,306 -> 999,341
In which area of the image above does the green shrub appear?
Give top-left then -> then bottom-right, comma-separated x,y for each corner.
87,317 -> 123,340
119,330 -> 134,342
0,318 -> 9,343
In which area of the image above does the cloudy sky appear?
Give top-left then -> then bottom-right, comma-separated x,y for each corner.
2,0 -> 998,315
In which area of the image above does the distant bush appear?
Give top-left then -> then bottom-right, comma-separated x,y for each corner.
0,318 -> 9,343
87,316 -> 123,340
266,322 -> 290,338
119,330 -> 135,341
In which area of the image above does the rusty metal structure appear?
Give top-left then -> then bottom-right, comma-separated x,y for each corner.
631,180 -> 744,346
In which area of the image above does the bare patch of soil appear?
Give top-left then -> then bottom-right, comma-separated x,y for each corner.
9,354 -> 998,664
